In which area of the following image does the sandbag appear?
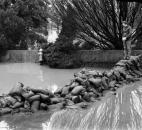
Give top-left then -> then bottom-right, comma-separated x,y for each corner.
0,97 -> 9,108
108,73 -> 117,81
24,86 -> 32,91
21,89 -> 34,99
88,78 -> 102,88
72,96 -> 82,104
9,82 -> 24,96
61,87 -> 70,96
38,93 -> 50,102
88,92 -> 96,97
126,75 -> 134,82
114,67 -> 127,79
116,60 -> 128,67
71,86 -> 85,95
109,81 -> 116,88
75,77 -> 84,84
3,96 -> 17,107
24,100 -> 30,109
31,100 -> 40,112
74,72 -> 87,79
40,103 -> 48,110
45,89 -> 54,97
5,96 -> 17,105
11,102 -> 24,109
113,71 -> 121,81
69,82 -> 79,89
50,97 -> 64,104
0,108 -> 12,116
28,95 -> 40,103
0,95 -> 18,108
83,92 -> 90,102
13,95 -> 22,102
19,108 -> 31,113
106,70 -> 114,78
65,93 -> 72,100
87,70 -> 98,77
48,102 -> 65,112
30,88 -> 53,97
54,87 -> 63,94
65,99 -> 74,106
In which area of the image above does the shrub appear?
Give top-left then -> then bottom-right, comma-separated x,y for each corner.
44,35 -> 81,68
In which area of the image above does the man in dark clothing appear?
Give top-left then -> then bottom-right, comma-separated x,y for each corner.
122,21 -> 136,60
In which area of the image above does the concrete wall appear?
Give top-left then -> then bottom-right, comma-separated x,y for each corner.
77,50 -> 142,64
1,50 -> 39,63
1,50 -> 142,64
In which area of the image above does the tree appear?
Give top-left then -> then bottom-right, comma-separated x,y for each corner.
62,0 -> 142,50
0,0 -> 49,50
52,0 -> 77,39
117,0 -> 142,3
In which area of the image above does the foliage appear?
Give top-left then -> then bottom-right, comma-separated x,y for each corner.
28,31 -> 47,45
53,0 -> 142,50
117,0 -> 142,2
47,0 -> 61,28
44,35 -> 81,68
0,0 -> 48,50
0,34 -> 8,55
52,0 -> 77,38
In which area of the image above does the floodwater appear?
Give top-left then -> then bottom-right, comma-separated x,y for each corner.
0,63 -> 110,130
0,63 -> 81,95
1,63 -> 142,130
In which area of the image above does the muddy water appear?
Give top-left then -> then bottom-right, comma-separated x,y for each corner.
0,63 -> 110,130
48,80 -> 142,130
0,63 -> 82,95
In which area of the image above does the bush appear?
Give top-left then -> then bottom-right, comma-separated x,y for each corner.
0,35 -> 8,56
44,35 -> 82,68
0,0 -> 48,51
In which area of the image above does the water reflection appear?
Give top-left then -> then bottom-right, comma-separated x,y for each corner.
49,84 -> 58,93
38,70 -> 44,82
0,63 -> 112,130
0,112 -> 52,130
0,63 -> 81,95
0,121 -> 11,130
48,80 -> 142,130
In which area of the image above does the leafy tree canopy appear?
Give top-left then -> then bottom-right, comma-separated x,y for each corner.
52,0 -> 142,50
0,0 -> 49,50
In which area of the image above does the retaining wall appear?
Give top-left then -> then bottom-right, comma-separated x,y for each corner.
1,50 -> 142,64
1,50 -> 39,63
77,50 -> 142,64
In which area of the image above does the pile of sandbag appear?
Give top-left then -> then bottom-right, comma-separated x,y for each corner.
0,82 -> 65,116
0,55 -> 142,116
54,55 -> 142,104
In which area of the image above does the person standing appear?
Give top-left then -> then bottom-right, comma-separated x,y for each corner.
122,21 -> 135,60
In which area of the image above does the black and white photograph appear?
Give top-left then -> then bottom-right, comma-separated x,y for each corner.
0,0 -> 142,130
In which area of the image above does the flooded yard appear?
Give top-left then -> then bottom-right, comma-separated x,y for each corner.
0,63 -> 142,130
0,63 -> 110,130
